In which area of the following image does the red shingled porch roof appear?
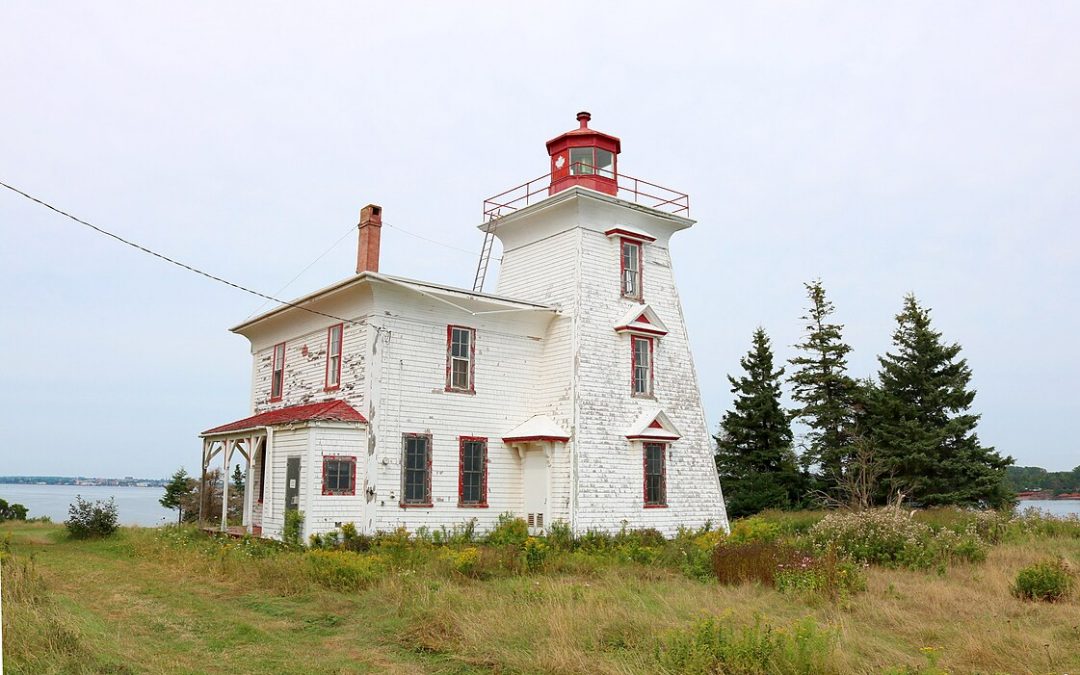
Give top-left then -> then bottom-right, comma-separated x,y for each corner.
201,400 -> 367,436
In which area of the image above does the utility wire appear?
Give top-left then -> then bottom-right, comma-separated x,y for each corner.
245,222 -> 357,319
385,220 -> 501,261
0,180 -> 355,325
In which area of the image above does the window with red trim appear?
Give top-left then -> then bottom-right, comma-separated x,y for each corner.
631,335 -> 653,397
401,433 -> 432,506
446,325 -> 476,392
325,323 -> 343,390
322,455 -> 356,496
270,342 -> 286,401
621,238 -> 642,299
458,437 -> 488,507
644,442 -> 667,507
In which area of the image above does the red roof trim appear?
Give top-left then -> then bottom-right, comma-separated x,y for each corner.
501,434 -> 571,444
202,400 -> 367,436
626,433 -> 681,441
604,227 -> 656,243
614,324 -> 669,337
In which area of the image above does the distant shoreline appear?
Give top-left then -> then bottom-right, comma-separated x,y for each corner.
0,476 -> 168,488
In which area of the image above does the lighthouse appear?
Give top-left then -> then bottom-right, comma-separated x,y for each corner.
483,112 -> 728,535
204,112 -> 727,541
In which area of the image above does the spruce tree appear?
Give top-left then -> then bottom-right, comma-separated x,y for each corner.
160,468 -> 194,524
870,294 -> 1013,507
788,281 -> 858,491
715,328 -> 803,518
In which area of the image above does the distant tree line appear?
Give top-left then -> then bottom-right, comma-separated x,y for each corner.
1006,466 -> 1080,495
715,281 -> 1013,518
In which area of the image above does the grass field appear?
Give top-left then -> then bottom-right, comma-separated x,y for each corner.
2,511 -> 1079,674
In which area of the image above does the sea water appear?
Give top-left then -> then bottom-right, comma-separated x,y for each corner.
0,483 -> 175,526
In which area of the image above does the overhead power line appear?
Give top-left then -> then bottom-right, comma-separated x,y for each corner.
0,180 -> 354,325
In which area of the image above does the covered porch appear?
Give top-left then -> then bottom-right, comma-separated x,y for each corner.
199,399 -> 368,538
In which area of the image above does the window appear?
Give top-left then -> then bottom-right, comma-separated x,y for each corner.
322,455 -> 356,496
325,323 -> 343,390
567,147 -> 615,178
401,434 -> 432,506
569,147 -> 594,175
632,335 -> 653,397
595,148 -> 615,178
458,437 -> 488,507
446,325 -> 475,392
644,442 -> 667,507
621,239 -> 642,299
270,342 -> 286,401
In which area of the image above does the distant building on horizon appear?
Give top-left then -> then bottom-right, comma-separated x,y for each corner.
199,113 -> 728,541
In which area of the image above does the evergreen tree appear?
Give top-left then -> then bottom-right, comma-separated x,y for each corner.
715,328 -> 803,518
160,468 -> 194,524
232,463 -> 245,493
788,281 -> 859,491
870,294 -> 1013,507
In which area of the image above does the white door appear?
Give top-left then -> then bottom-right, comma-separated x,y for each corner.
522,449 -> 549,535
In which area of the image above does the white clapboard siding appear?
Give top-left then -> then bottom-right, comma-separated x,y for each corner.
260,427 -> 308,539
251,321 -> 367,414
366,299 -> 544,534
305,424 -> 368,536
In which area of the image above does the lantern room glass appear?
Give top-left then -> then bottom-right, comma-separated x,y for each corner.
569,147 -> 594,175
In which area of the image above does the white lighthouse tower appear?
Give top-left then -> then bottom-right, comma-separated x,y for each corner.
482,112 -> 728,534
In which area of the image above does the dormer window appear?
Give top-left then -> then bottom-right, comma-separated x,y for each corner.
621,239 -> 642,300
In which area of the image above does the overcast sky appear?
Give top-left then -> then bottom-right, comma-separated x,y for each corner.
2,2 -> 1077,478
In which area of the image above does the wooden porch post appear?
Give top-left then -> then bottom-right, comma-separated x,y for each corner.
220,439 -> 232,532
243,436 -> 256,534
198,439 -> 209,526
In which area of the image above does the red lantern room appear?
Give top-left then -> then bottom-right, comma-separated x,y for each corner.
546,111 -> 621,196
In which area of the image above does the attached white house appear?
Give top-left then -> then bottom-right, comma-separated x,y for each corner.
199,112 -> 728,540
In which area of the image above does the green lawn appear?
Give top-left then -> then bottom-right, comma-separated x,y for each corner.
3,518 -> 1079,674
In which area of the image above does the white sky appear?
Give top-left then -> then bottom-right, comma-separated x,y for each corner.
2,2 -> 1078,477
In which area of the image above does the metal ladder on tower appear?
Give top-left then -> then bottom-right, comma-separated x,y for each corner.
472,213 -> 499,292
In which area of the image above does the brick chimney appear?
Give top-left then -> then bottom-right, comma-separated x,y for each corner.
356,204 -> 382,274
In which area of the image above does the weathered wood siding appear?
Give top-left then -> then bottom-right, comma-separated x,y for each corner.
251,321 -> 367,414
260,426 -> 307,540
361,285 -> 548,534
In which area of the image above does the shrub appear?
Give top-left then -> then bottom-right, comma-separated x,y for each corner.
283,510 -> 304,547
1012,558 -> 1074,602
807,508 -> 985,570
774,549 -> 866,600
524,537 -> 549,571
712,541 -> 792,586
64,496 -> 119,538
754,509 -> 828,536
486,513 -> 528,547
614,527 -> 667,548
304,550 -> 386,591
340,522 -> 374,552
727,516 -> 782,545
441,546 -> 481,576
0,498 -> 29,521
546,520 -> 573,551
655,615 -> 837,674
1005,508 -> 1080,540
